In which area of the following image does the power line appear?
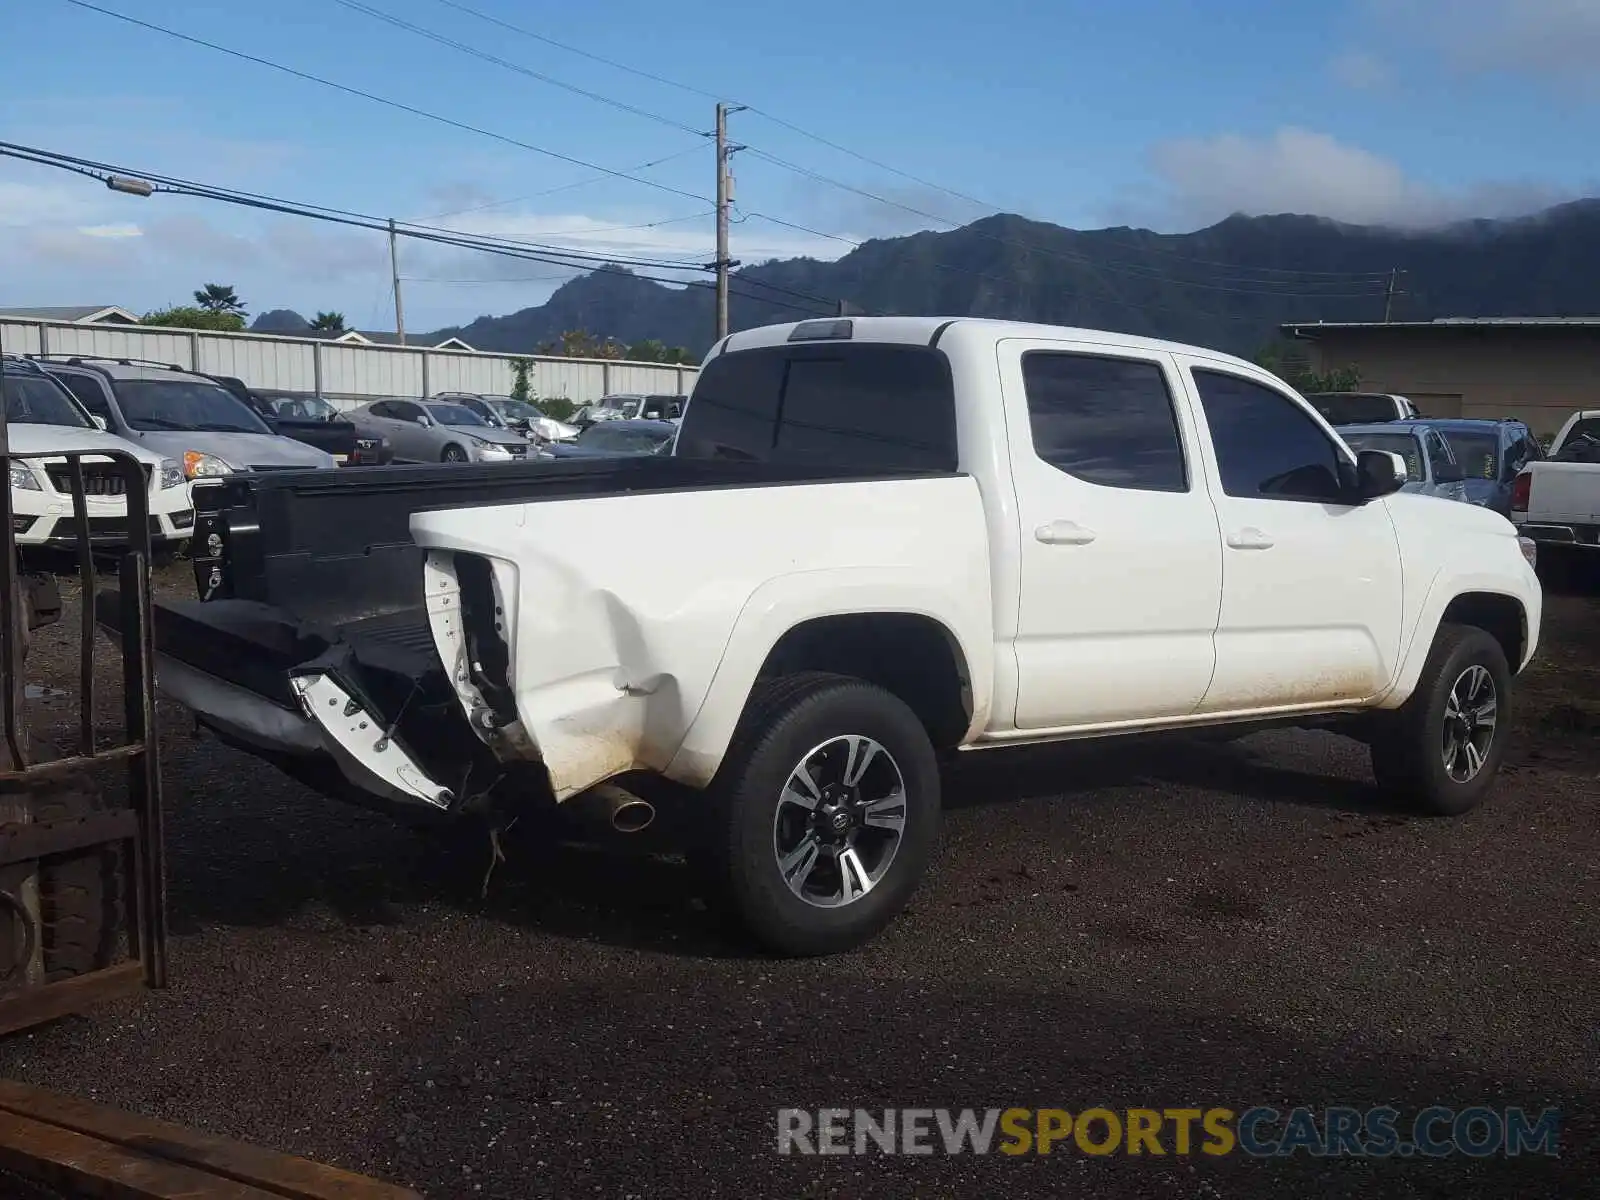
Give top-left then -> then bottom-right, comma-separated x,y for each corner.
326,0 -> 705,137
415,0 -> 1395,287
60,0 -> 713,208
0,141 -> 706,274
425,0 -> 722,102
4,137 -> 849,320
415,143 -> 706,221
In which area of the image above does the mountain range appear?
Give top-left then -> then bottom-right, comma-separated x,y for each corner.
346,201 -> 1600,360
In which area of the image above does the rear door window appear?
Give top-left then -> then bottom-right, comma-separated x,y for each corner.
1020,351 -> 1188,492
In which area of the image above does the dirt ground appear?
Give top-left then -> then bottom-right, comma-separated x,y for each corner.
0,558 -> 1594,1199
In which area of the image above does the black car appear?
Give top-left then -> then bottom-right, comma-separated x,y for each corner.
540,418 -> 678,459
206,377 -> 392,465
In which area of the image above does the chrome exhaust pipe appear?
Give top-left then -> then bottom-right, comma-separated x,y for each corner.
575,783 -> 656,834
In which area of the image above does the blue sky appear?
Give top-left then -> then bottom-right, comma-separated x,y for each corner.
2,0 -> 1596,332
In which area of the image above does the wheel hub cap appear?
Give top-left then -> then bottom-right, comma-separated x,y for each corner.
772,734 -> 907,910
1442,664 -> 1498,784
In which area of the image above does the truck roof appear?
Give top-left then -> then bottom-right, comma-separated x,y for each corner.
713,316 -> 1267,375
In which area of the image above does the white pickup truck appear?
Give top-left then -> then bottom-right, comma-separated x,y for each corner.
117,317 -> 1542,956
1511,409 -> 1600,559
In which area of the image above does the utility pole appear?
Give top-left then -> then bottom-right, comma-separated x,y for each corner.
1382,267 -> 1404,323
714,103 -> 745,341
388,217 -> 406,345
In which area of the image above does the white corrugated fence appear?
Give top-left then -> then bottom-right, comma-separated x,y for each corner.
0,317 -> 699,410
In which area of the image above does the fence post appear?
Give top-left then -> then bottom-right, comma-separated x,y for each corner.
188,331 -> 200,372
313,342 -> 324,396
36,323 -> 48,358
420,349 -> 430,398
601,361 -> 611,396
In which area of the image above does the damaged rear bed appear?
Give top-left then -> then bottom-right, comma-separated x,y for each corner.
98,456 -> 944,824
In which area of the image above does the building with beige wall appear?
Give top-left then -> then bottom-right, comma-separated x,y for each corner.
1281,317 -> 1600,437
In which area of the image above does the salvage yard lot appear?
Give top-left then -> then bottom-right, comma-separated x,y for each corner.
1,561 -> 1596,1198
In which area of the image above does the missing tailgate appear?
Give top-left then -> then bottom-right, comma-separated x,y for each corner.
454,552 -> 517,730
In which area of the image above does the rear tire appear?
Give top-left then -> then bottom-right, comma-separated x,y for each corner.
698,672 -> 940,956
1370,623 -> 1512,816
34,781 -> 124,982
441,444 -> 468,463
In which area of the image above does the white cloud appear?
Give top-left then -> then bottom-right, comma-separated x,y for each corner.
1146,126 -> 1575,228
1367,0 -> 1600,85
1327,50 -> 1393,91
78,223 -> 143,239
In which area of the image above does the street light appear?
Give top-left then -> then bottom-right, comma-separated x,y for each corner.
106,174 -> 154,197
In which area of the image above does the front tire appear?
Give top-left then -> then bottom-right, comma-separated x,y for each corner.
700,672 -> 940,956
1370,624 -> 1512,816
441,443 -> 468,463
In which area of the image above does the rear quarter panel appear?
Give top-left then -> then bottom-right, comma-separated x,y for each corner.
410,475 -> 993,797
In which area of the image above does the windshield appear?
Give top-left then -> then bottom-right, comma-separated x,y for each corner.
578,424 -> 672,452
3,373 -> 93,429
267,394 -> 340,422
115,379 -> 272,434
598,397 -> 643,419
1437,431 -> 1501,480
1340,431 -> 1423,480
426,403 -> 488,427
1305,393 -> 1399,425
489,398 -> 548,422
1562,418 -> 1600,448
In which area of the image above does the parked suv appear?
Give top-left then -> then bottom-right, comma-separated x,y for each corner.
1398,418 -> 1543,518
1336,422 -> 1468,504
34,356 -> 337,480
3,356 -> 194,549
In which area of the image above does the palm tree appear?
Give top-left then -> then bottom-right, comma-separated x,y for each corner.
193,283 -> 246,316
310,311 -> 347,332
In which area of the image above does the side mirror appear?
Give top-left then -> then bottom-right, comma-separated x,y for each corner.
1434,461 -> 1465,485
416,414 -> 432,428
90,414 -> 108,431
1354,449 -> 1407,500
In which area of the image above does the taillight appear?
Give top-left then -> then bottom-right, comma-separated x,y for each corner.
1510,471 -> 1531,512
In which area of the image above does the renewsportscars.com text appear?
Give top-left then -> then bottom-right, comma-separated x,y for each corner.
776,1106 -> 1560,1158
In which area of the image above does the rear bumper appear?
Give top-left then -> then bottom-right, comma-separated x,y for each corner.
94,592 -> 490,814
1512,521 -> 1600,547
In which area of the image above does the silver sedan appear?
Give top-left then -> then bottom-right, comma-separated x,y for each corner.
347,398 -> 532,464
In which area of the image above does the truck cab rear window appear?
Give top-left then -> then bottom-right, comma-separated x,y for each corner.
677,344 -> 958,471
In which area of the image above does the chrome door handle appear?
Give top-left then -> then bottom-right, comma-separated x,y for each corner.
1034,520 -> 1097,546
1226,527 -> 1274,550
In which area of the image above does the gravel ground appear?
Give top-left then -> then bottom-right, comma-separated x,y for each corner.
0,559 -> 1596,1199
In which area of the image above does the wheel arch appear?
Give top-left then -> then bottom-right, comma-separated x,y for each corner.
665,575 -> 990,790
1383,580 -> 1532,707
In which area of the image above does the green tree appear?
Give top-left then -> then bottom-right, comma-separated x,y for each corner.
141,305 -> 247,332
540,397 -> 577,422
310,311 -> 347,332
626,338 -> 667,362
193,283 -> 246,316
557,329 -> 598,358
510,359 -> 536,403
1254,340 -> 1359,394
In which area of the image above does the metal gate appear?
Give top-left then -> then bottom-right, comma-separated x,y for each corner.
0,351 -> 167,1035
